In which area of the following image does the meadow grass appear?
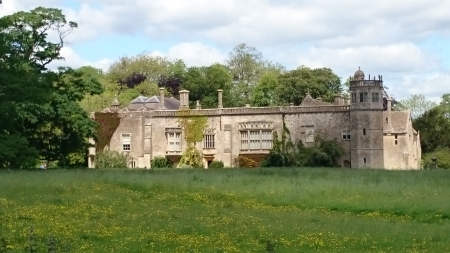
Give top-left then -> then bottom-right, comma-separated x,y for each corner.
0,168 -> 449,252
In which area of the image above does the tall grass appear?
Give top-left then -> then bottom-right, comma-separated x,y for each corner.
0,168 -> 449,252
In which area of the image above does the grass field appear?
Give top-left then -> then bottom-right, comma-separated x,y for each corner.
0,168 -> 449,252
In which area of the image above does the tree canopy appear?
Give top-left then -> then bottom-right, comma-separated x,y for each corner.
0,7 -> 100,168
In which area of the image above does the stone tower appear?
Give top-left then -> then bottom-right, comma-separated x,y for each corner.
349,67 -> 384,168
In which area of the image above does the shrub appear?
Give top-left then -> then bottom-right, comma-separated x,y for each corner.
234,156 -> 257,168
178,146 -> 203,168
423,147 -> 450,169
262,125 -> 344,168
95,149 -> 129,169
209,161 -> 224,169
151,157 -> 173,168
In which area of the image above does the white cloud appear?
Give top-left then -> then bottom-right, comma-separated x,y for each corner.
297,43 -> 438,76
3,0 -> 450,102
48,47 -> 113,71
397,71 -> 450,102
165,42 -> 227,67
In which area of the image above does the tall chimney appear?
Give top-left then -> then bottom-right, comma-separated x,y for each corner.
217,89 -> 223,108
159,87 -> 165,109
179,90 -> 190,109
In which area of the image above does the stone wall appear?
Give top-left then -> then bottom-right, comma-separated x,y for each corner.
284,111 -> 352,167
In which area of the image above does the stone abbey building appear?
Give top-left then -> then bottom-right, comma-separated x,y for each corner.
89,68 -> 422,170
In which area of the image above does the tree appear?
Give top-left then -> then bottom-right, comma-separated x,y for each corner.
0,7 -> 78,168
275,66 -> 342,105
413,105 -> 450,154
398,94 -> 437,119
251,71 -> 280,107
183,64 -> 232,108
78,66 -> 117,113
23,67 -> 103,167
226,43 -> 265,105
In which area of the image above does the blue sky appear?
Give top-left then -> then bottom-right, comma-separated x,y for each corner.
1,0 -> 450,102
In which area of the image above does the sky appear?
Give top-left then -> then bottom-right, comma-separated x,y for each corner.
1,0 -> 449,102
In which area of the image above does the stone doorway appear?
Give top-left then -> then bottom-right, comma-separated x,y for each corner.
343,160 -> 351,168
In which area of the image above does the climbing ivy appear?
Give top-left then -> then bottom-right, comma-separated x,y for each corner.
176,109 -> 208,168
94,112 -> 120,152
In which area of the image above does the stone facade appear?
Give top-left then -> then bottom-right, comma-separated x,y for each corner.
89,69 -> 422,170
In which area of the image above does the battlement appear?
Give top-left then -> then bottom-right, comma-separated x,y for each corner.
349,70 -> 384,88
150,105 -> 350,117
349,79 -> 384,88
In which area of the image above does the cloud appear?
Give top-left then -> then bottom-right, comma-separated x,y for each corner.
397,70 -> 450,102
297,43 -> 438,76
48,47 -> 113,71
165,42 -> 227,67
61,0 -> 450,47
4,0 -> 450,102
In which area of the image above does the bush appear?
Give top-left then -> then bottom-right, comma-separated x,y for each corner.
178,146 -> 203,168
423,147 -> 450,169
209,161 -> 224,169
151,157 -> 173,168
234,156 -> 257,168
95,149 -> 129,169
262,126 -> 344,168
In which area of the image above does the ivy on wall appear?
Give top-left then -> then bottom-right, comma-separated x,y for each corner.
176,109 -> 208,168
94,112 -> 120,152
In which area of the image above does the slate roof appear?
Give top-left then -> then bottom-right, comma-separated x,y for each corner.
126,95 -> 180,111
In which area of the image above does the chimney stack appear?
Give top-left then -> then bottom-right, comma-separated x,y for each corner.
179,90 -> 190,109
159,87 -> 165,109
217,89 -> 223,108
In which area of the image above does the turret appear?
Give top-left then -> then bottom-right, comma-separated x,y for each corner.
349,67 -> 384,168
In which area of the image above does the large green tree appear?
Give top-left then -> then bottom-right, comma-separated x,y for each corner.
0,7 -> 78,168
275,66 -> 342,105
183,64 -> 232,108
24,67 -> 103,167
0,7 -> 102,168
250,70 -> 280,107
413,94 -> 450,154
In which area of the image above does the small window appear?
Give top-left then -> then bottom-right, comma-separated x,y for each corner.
372,92 -> 379,102
359,92 -> 368,102
342,130 -> 351,140
122,134 -> 131,151
363,158 -> 367,164
363,128 -> 366,135
351,93 -> 357,103
395,135 -> 398,145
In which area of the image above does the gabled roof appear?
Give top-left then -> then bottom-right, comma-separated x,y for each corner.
130,96 -> 148,104
299,93 -> 332,106
145,96 -> 160,103
383,110 -> 413,134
